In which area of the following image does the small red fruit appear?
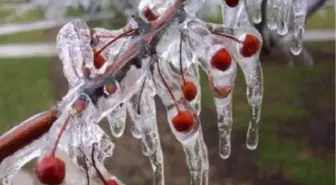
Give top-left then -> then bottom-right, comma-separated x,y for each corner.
182,81 -> 197,101
82,67 -> 91,78
94,51 -> 105,69
107,179 -> 119,185
240,34 -> 260,57
211,48 -> 232,71
225,0 -> 239,7
172,111 -> 195,132
214,86 -> 232,98
104,82 -> 117,95
71,98 -> 88,116
209,77 -> 232,98
143,7 -> 158,21
35,156 -> 65,185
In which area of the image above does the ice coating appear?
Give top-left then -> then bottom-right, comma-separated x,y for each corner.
291,0 -> 308,55
276,0 -> 292,35
56,19 -> 93,88
184,64 -> 209,185
221,0 -> 243,27
209,59 -> 237,159
234,31 -> 264,150
0,0 -> 314,184
207,18 -> 264,151
266,0 -> 279,30
163,30 -> 209,184
0,113 -> 49,179
153,55 -> 204,185
106,104 -> 127,138
244,0 -> 262,24
127,76 -> 165,185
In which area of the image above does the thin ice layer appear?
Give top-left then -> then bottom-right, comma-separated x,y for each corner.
209,59 -> 237,159
56,19 -> 93,88
0,112 -> 49,180
221,0 -> 243,27
163,31 -> 209,182
127,77 -> 164,185
106,104 -> 127,138
153,57 -> 203,185
291,0 -> 308,55
244,0 -> 262,24
276,0 -> 292,35
266,0 -> 279,30
184,63 -> 209,185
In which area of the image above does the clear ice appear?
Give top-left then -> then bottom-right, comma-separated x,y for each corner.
0,0 -> 312,184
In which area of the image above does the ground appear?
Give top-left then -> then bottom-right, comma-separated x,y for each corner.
0,5 -> 334,185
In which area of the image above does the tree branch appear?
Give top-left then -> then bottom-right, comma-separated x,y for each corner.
0,108 -> 58,163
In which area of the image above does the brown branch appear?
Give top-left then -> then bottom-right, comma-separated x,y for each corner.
0,0 -> 183,164
0,107 -> 58,163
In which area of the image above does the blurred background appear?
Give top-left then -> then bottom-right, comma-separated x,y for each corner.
0,0 -> 334,185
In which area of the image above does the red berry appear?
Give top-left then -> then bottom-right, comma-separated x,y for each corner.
104,82 -> 117,95
71,98 -> 87,116
82,67 -> 91,78
35,156 -> 65,185
143,7 -> 158,21
94,51 -> 105,69
209,77 -> 232,98
107,179 -> 119,185
211,48 -> 232,71
213,86 -> 232,98
240,34 -> 260,57
225,0 -> 239,7
172,111 -> 195,132
182,81 -> 197,101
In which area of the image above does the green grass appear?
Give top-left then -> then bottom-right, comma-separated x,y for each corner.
306,6 -> 335,29
258,133 -> 335,185
0,57 -> 54,135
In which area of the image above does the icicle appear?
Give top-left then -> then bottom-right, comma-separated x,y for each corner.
153,57 -> 202,185
208,58 -> 237,159
106,104 -> 127,138
291,0 -> 308,55
234,36 -> 263,150
131,123 -> 142,139
186,20 -> 237,161
127,77 -> 165,185
187,64 -> 209,185
142,141 -> 149,156
276,0 -> 292,35
244,0 -> 263,24
221,0 -> 244,27
169,40 -> 209,183
183,139 -> 203,185
171,31 -> 209,182
209,24 -> 263,150
266,0 -> 279,30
